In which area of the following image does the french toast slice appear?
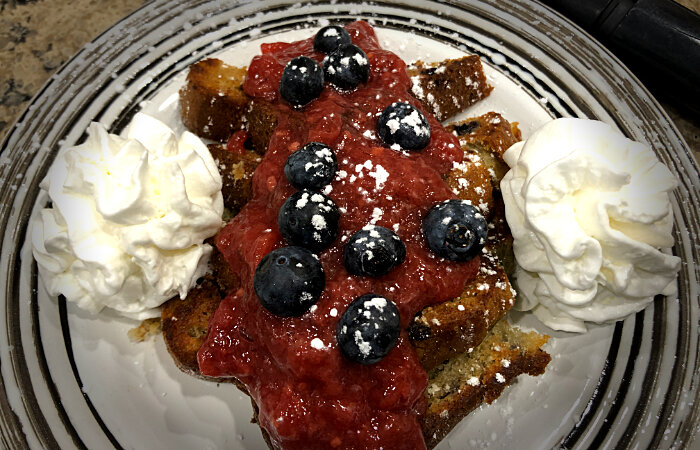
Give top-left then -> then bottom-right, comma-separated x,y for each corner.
207,143 -> 261,217
160,107 -> 540,445
407,56 -> 493,122
422,320 -> 551,448
179,58 -> 249,142
161,245 -> 236,377
161,280 -> 223,377
409,250 -> 515,372
407,112 -> 521,371
447,112 -> 522,189
246,98 -> 277,153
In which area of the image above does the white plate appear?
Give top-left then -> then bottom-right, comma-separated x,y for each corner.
1,1 -> 698,449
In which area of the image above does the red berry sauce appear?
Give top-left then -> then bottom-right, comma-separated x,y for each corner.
198,21 -> 480,449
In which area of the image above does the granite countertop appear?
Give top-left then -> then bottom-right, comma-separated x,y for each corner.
1,0 -> 698,164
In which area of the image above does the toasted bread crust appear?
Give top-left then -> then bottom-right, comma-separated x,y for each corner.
208,144 -> 260,216
179,58 -> 249,142
161,245 -> 237,377
486,192 -> 516,276
246,99 -> 278,153
209,241 -> 238,295
161,280 -> 222,377
447,112 -> 522,188
408,56 -> 493,122
444,151 -> 494,216
409,251 -> 515,372
421,321 -> 551,449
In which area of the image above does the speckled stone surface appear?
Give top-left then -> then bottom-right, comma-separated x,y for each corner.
1,0 -> 698,164
0,0 -> 147,140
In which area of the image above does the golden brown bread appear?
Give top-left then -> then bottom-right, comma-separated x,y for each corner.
409,251 -> 515,372
447,112 -> 522,189
161,242 -> 236,378
161,280 -> 223,377
179,58 -> 249,142
246,99 -> 278,153
444,152 -> 494,217
422,320 -> 551,448
408,56 -> 493,122
208,239 -> 238,294
127,318 -> 161,342
207,143 -> 261,217
408,112 -> 522,371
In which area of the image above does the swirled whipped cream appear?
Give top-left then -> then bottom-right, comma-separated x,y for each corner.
31,113 -> 224,318
501,118 -> 680,332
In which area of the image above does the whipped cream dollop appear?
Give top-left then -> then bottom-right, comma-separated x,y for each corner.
31,113 -> 224,318
501,118 -> 680,332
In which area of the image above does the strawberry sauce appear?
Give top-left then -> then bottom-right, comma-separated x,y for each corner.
198,21 -> 479,449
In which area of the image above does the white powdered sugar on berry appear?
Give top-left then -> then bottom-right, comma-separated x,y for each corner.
364,296 -> 388,310
323,27 -> 339,37
311,214 -> 327,230
296,192 -> 309,208
402,109 -> 429,136
386,118 -> 401,134
352,52 -> 368,66
354,330 -> 372,356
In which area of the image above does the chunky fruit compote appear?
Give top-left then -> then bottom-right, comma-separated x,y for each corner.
198,21 -> 481,449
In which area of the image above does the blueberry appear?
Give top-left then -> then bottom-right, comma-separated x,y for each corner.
344,225 -> 406,277
278,190 -> 340,252
337,294 -> 400,365
313,25 -> 352,53
284,142 -> 337,190
377,102 -> 431,151
323,44 -> 369,90
253,246 -> 324,317
423,200 -> 487,261
279,56 -> 324,107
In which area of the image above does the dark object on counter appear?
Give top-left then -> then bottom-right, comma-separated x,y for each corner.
542,0 -> 700,114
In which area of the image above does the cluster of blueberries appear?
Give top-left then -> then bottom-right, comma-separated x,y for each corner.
253,139 -> 408,364
280,25 -> 370,106
253,25 -> 488,365
280,25 -> 433,153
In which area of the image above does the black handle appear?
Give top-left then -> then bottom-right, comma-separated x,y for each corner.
541,0 -> 700,113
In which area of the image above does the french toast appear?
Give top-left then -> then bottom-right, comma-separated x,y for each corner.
422,320 -> 550,448
207,143 -> 261,217
407,56 -> 493,122
447,112 -> 522,189
179,58 -> 249,142
162,24 -> 549,448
